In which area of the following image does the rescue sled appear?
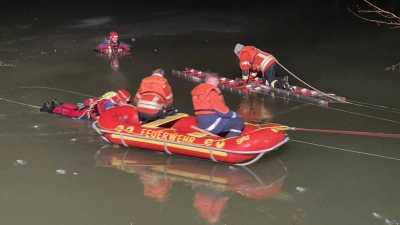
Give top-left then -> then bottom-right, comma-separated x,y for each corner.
172,68 -> 346,107
92,105 -> 289,166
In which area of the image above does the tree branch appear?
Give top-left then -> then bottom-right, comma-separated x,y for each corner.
348,0 -> 400,28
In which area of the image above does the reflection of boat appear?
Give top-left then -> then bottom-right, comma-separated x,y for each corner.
92,105 -> 289,166
172,68 -> 346,106
95,146 -> 288,223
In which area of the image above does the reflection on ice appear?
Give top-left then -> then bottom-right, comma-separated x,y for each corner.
385,219 -> 398,225
0,60 -> 16,67
373,212 -> 399,225
56,169 -> 67,175
13,159 -> 27,166
296,187 -> 307,193
373,212 -> 384,219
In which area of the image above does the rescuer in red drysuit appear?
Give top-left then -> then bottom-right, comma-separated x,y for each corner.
94,31 -> 132,53
39,89 -> 131,120
94,31 -> 132,71
234,43 -> 292,90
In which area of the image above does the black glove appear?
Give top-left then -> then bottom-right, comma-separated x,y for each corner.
166,108 -> 178,116
237,79 -> 247,86
160,108 -> 167,119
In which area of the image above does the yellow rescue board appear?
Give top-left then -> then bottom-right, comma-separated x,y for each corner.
142,113 -> 188,128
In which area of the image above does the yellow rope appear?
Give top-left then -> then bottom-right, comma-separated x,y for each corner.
76,92 -> 115,119
203,124 -> 291,143
262,125 -> 291,131
245,122 -> 291,131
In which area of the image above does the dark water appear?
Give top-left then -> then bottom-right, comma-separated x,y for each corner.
1,1 -> 400,224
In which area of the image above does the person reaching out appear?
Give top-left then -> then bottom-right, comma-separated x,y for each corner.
234,43 -> 292,90
39,89 -> 131,120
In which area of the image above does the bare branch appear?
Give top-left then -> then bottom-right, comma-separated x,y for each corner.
348,0 -> 400,28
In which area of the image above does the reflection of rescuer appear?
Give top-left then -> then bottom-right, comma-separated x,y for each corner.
193,186 -> 231,224
133,69 -> 177,123
39,89 -> 131,120
238,94 -> 274,122
94,31 -> 132,54
234,43 -> 292,90
109,53 -> 120,72
139,173 -> 173,202
191,71 -> 244,137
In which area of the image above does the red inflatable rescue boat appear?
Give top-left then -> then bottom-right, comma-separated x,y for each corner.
92,105 -> 289,166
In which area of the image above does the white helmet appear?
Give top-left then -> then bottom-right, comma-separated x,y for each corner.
234,43 -> 244,54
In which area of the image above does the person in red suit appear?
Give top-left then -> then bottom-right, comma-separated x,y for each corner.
94,31 -> 132,53
234,43 -> 291,90
191,71 -> 244,137
133,69 -> 176,123
39,89 -> 131,120
94,31 -> 132,71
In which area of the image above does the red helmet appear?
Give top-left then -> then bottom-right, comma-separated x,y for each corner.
116,89 -> 130,102
109,31 -> 119,38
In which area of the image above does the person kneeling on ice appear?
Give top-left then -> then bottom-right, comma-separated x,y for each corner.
191,71 -> 244,137
234,43 -> 292,91
39,89 -> 131,120
94,31 -> 132,53
133,69 -> 177,123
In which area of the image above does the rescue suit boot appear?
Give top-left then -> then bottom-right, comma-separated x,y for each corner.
282,76 -> 293,91
51,99 -> 62,108
40,102 -> 53,113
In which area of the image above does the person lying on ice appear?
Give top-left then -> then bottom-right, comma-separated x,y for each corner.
94,31 -> 132,54
39,89 -> 131,120
133,68 -> 177,123
234,43 -> 292,91
191,71 -> 244,138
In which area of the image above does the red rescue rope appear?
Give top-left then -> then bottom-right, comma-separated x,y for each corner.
292,127 -> 400,139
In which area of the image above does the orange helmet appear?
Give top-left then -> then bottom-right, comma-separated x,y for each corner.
109,31 -> 119,38
116,89 -> 130,102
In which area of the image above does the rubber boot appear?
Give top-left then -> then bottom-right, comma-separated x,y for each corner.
40,102 -> 53,113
